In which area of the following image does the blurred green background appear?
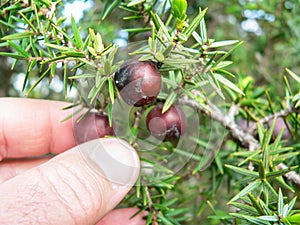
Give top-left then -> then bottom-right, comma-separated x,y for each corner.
1,0 -> 299,99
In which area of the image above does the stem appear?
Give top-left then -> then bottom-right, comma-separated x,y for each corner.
145,186 -> 158,225
277,164 -> 300,186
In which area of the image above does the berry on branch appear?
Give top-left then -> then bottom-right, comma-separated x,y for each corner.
114,59 -> 161,106
73,112 -> 115,144
146,104 -> 186,142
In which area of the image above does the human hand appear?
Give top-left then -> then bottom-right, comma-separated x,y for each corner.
0,98 -> 145,225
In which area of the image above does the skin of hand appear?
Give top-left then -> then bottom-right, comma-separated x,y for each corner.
0,98 -> 146,225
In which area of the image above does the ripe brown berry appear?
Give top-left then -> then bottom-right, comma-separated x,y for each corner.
268,117 -> 291,141
237,119 -> 255,133
146,104 -> 186,142
73,112 -> 115,144
114,59 -> 161,106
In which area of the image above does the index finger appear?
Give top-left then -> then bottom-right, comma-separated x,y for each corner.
0,98 -> 77,159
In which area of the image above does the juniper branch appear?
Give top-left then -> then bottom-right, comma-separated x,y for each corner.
179,92 -> 300,185
248,107 -> 296,134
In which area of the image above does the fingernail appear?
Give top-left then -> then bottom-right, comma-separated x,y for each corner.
78,138 -> 140,189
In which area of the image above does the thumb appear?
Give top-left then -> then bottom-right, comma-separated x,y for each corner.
0,138 -> 140,225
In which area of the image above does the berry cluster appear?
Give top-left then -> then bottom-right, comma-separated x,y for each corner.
73,59 -> 186,144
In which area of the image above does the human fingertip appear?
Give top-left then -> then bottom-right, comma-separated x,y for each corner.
97,208 -> 147,225
0,139 -> 141,224
79,138 -> 140,188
